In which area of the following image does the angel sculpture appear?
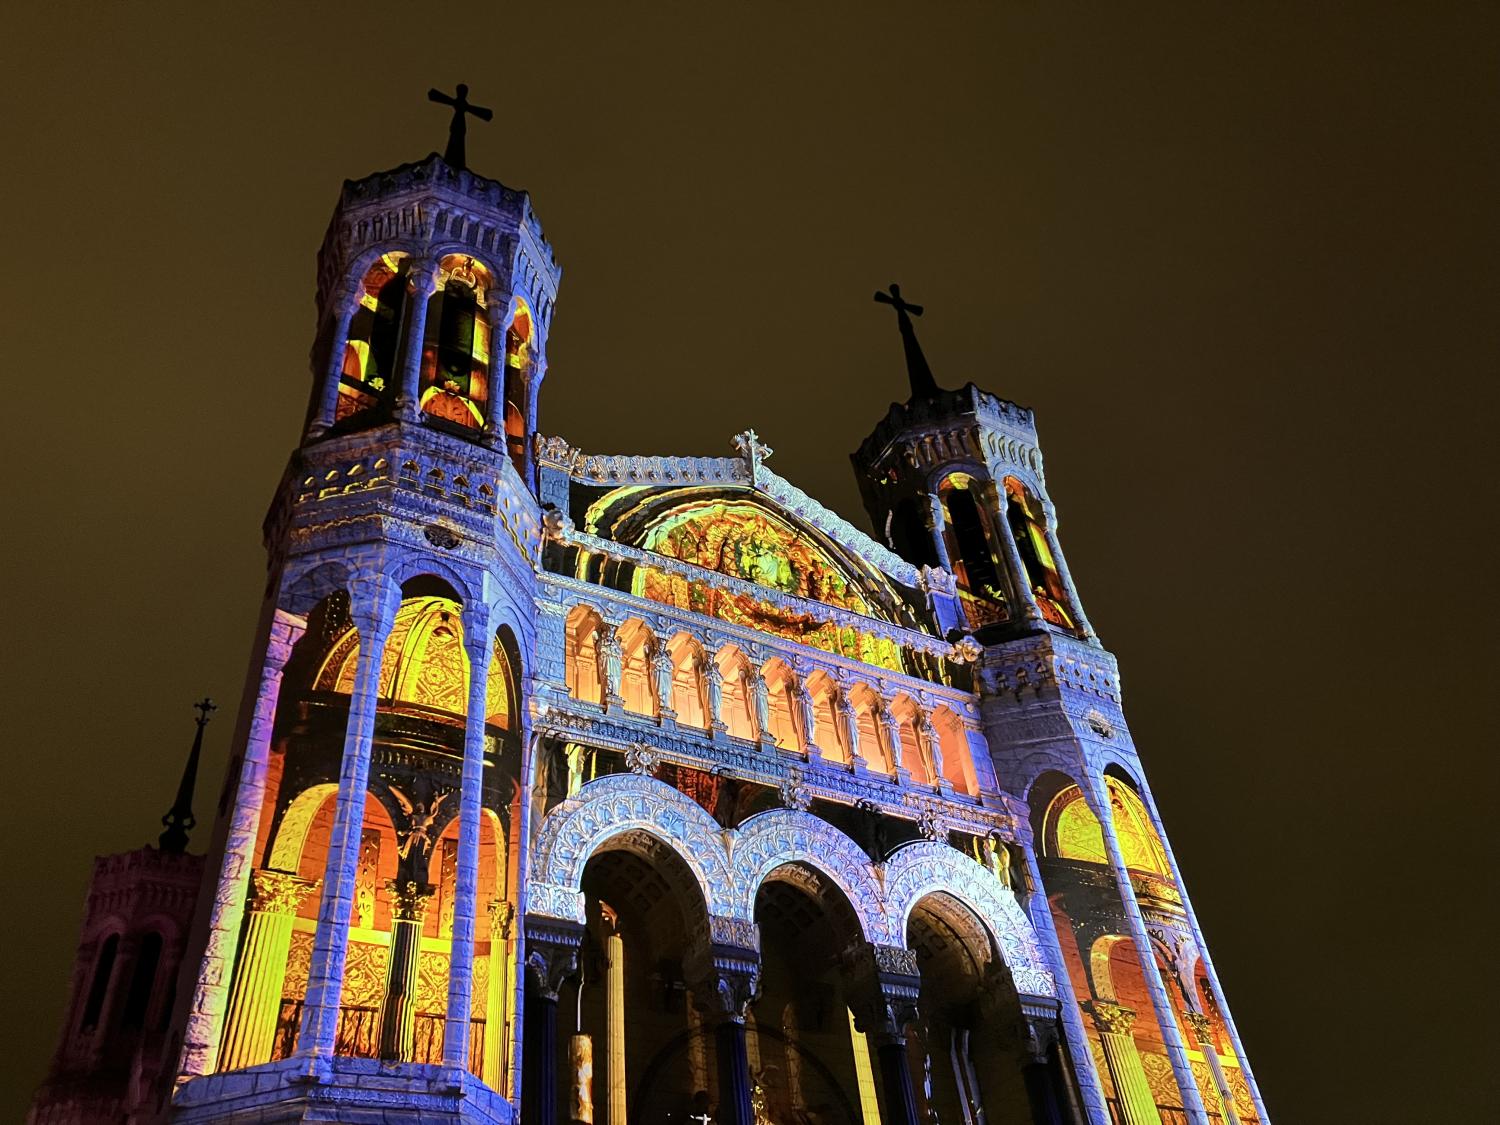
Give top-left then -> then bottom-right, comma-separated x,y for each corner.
390,786 -> 450,858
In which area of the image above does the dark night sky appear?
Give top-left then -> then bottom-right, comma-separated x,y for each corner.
2,4 -> 1496,1121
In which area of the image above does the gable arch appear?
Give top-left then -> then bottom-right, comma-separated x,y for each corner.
527,772 -> 735,924
729,809 -> 892,944
881,841 -> 1056,998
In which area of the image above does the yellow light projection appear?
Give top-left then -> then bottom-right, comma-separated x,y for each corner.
1045,778 -> 1170,876
315,597 -> 511,727
626,500 -> 903,671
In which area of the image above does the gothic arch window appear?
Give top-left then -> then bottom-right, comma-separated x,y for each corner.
564,606 -> 605,705
485,635 -> 514,729
667,632 -> 708,729
715,645 -> 757,741
120,930 -> 164,1029
937,473 -> 1009,630
1002,478 -> 1076,630
503,297 -> 533,469
761,658 -> 801,750
315,596 -> 475,722
338,253 -> 410,421
889,695 -> 930,784
420,255 -> 493,430
80,933 -> 119,1030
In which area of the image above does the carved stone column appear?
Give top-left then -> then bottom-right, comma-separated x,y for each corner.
1087,1002 -> 1160,1125
1017,995 -> 1069,1125
308,280 -> 363,438
482,900 -> 514,1090
1185,1012 -> 1241,1125
849,944 -> 922,1125
603,910 -> 627,1125
836,689 -> 865,773
523,917 -> 583,1125
750,664 -> 774,748
1089,779 -> 1209,1124
482,291 -> 516,449
705,658 -> 728,737
1039,499 -> 1097,641
987,481 -> 1046,628
297,577 -> 400,1058
395,260 -> 442,420
179,607 -> 305,1079
218,871 -> 317,1070
650,646 -> 676,724
444,614 -> 493,1069
598,626 -> 624,712
686,920 -> 760,1125
379,880 -> 434,1061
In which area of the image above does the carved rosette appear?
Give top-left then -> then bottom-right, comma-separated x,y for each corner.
1087,1000 -> 1138,1036
249,869 -> 318,915
387,879 -> 435,923
624,742 -> 660,775
778,772 -> 812,811
916,809 -> 947,842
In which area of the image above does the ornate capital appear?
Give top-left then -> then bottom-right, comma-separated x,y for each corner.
1087,1000 -> 1138,1036
249,870 -> 318,916
1184,1010 -> 1214,1045
848,943 -> 921,1044
691,953 -> 760,1025
524,915 -> 584,1001
387,879 -> 435,922
488,899 -> 516,941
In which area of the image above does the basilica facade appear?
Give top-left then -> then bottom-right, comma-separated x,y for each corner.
35,134 -> 1268,1125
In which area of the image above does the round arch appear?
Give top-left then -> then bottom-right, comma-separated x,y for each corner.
527,773 -> 734,924
729,808 -> 891,944
266,783 -> 339,871
881,841 -> 1056,998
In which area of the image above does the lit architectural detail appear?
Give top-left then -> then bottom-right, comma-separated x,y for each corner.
34,112 -> 1268,1125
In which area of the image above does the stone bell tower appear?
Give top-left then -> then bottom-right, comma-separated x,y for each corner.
165,89 -> 556,1123
853,288 -> 1270,1125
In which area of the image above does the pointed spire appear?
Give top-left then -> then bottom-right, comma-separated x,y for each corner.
159,697 -> 215,853
874,283 -> 943,401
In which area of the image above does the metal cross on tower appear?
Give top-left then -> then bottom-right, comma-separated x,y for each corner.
159,697 -> 216,853
874,283 -> 942,401
427,83 -> 493,171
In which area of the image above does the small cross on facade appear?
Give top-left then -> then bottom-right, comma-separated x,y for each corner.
874,282 -> 923,319
732,429 -> 774,487
427,83 -> 494,170
873,282 -> 941,400
688,1113 -> 714,1125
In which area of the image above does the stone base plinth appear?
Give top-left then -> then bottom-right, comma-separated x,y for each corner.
172,1057 -> 514,1124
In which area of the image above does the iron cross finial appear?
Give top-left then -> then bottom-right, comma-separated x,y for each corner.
873,282 -> 942,401
427,83 -> 494,171
194,697 -> 217,727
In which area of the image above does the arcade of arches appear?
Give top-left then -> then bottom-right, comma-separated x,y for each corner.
1035,775 -> 1259,1125
216,589 -> 523,1085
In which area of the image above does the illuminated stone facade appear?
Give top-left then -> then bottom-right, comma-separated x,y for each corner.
40,144 -> 1268,1125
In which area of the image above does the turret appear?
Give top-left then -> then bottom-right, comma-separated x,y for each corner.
853,285 -> 1096,646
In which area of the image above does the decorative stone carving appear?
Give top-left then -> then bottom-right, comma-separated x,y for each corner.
1087,1000 -> 1138,1036
523,916 -> 583,1001
623,742 -> 660,775
248,870 -> 318,915
778,771 -> 811,811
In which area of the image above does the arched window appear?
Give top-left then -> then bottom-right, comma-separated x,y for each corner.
937,473 -> 1009,630
81,933 -> 119,1030
931,707 -> 977,794
316,596 -> 472,719
121,931 -> 163,1029
715,646 -> 756,741
668,633 -> 708,729
420,255 -> 492,430
849,684 -> 890,774
617,619 -> 657,717
564,606 -> 605,705
1003,479 -> 1076,630
889,696 -> 929,784
503,298 -> 533,470
338,253 -> 409,421
761,659 -> 800,750
485,636 -> 513,729
1042,778 -> 1170,875
806,671 -> 844,762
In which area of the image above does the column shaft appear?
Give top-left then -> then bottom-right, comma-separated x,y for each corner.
1039,501 -> 1096,640
296,582 -> 397,1056
178,607 -> 304,1078
1098,1028 -> 1161,1125
524,993 -> 558,1125
444,622 -> 494,1069
310,285 -> 360,437
218,872 -> 315,1070
379,915 -> 425,1060
396,265 -> 440,418
715,1019 -> 753,1125
605,930 -> 626,1125
989,482 -> 1045,626
1091,780 -> 1209,1124
875,1039 -> 920,1125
